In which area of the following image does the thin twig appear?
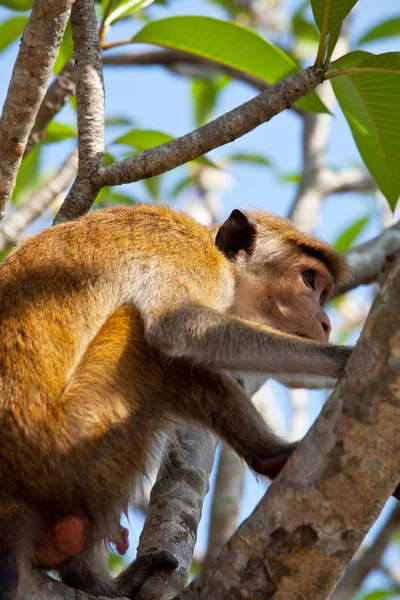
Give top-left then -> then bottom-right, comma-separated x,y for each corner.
0,149 -> 78,252
0,0 -> 74,221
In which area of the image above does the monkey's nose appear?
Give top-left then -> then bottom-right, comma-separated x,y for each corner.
320,313 -> 331,342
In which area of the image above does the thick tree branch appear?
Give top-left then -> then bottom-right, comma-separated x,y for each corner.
54,0 -> 104,225
54,66 -> 322,223
135,427 -> 217,600
332,504 -> 400,600
95,67 -> 321,192
175,250 -> 400,599
0,0 -> 74,220
337,221 -> 400,295
0,148 -> 78,252
24,59 -> 76,157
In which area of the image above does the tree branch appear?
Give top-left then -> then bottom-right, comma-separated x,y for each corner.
54,0 -> 105,225
175,249 -> 400,599
96,67 -> 321,190
24,59 -> 76,157
332,504 -> 400,600
54,66 -> 322,223
0,148 -> 78,252
102,49 -> 272,93
135,427 -> 217,600
338,221 -> 400,295
0,0 -> 74,220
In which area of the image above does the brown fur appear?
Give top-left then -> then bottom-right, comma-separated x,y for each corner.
0,204 -> 350,598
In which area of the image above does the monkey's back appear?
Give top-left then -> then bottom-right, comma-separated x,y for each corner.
0,204 -> 231,521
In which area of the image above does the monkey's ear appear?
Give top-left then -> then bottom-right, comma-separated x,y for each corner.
215,209 -> 257,259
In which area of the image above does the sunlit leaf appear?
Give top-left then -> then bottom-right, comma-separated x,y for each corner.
171,175 -> 196,199
358,17 -> 400,45
42,122 -> 77,144
132,16 -> 296,84
54,22 -> 73,75
0,0 -> 32,10
296,91 -> 330,113
12,146 -> 41,205
114,129 -> 173,149
311,0 -> 359,34
103,0 -> 155,26
192,75 -> 229,127
227,153 -> 271,166
144,175 -> 161,201
330,51 -> 400,208
358,591 -> 400,600
334,215 -> 369,253
0,16 -> 28,52
113,128 -> 217,168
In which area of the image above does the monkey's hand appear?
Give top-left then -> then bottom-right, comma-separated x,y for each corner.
250,444 -> 297,479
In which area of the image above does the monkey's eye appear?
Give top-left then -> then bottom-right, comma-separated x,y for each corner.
302,270 -> 315,290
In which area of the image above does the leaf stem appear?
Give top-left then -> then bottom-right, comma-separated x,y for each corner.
326,67 -> 400,80
101,39 -> 133,50
315,0 -> 331,67
99,0 -> 118,44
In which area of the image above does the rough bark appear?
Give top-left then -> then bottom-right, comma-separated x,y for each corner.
332,504 -> 400,600
0,0 -> 74,220
135,427 -> 217,600
95,67 -> 323,191
53,0 -> 104,224
174,250 -> 400,600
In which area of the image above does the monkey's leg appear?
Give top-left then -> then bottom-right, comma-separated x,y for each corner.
164,362 -> 296,477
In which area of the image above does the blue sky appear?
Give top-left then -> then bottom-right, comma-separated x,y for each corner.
0,0 -> 399,592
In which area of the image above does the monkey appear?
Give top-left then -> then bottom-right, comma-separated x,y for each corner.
0,204 -> 352,599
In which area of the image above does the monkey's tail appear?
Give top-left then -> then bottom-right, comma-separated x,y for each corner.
0,498 -> 22,600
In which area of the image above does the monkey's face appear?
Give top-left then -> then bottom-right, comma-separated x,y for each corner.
232,242 -> 335,343
215,209 -> 347,343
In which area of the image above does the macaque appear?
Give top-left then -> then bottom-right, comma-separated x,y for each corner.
0,204 -> 351,599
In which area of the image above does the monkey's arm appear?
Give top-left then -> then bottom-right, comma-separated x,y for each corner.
146,306 -> 351,378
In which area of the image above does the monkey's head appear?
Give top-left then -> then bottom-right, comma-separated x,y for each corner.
215,209 -> 350,343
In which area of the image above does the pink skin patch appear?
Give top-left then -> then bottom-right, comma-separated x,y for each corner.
36,519 -> 130,568
115,526 -> 129,555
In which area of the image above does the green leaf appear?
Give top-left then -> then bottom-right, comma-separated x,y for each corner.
227,153 -> 271,166
171,175 -> 196,199
0,0 -> 32,10
357,17 -> 400,46
105,116 -> 133,127
103,0 -> 155,27
113,128 -> 217,168
358,591 -> 400,600
42,122 -> 77,144
132,16 -> 296,84
296,91 -> 330,113
293,13 -> 320,43
192,75 -> 229,127
12,145 -> 41,205
0,16 -> 28,52
326,23 -> 342,64
114,129 -> 174,149
334,215 -> 369,253
54,21 -> 73,75
144,175 -> 161,201
330,52 -> 400,209
311,0 -> 359,35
